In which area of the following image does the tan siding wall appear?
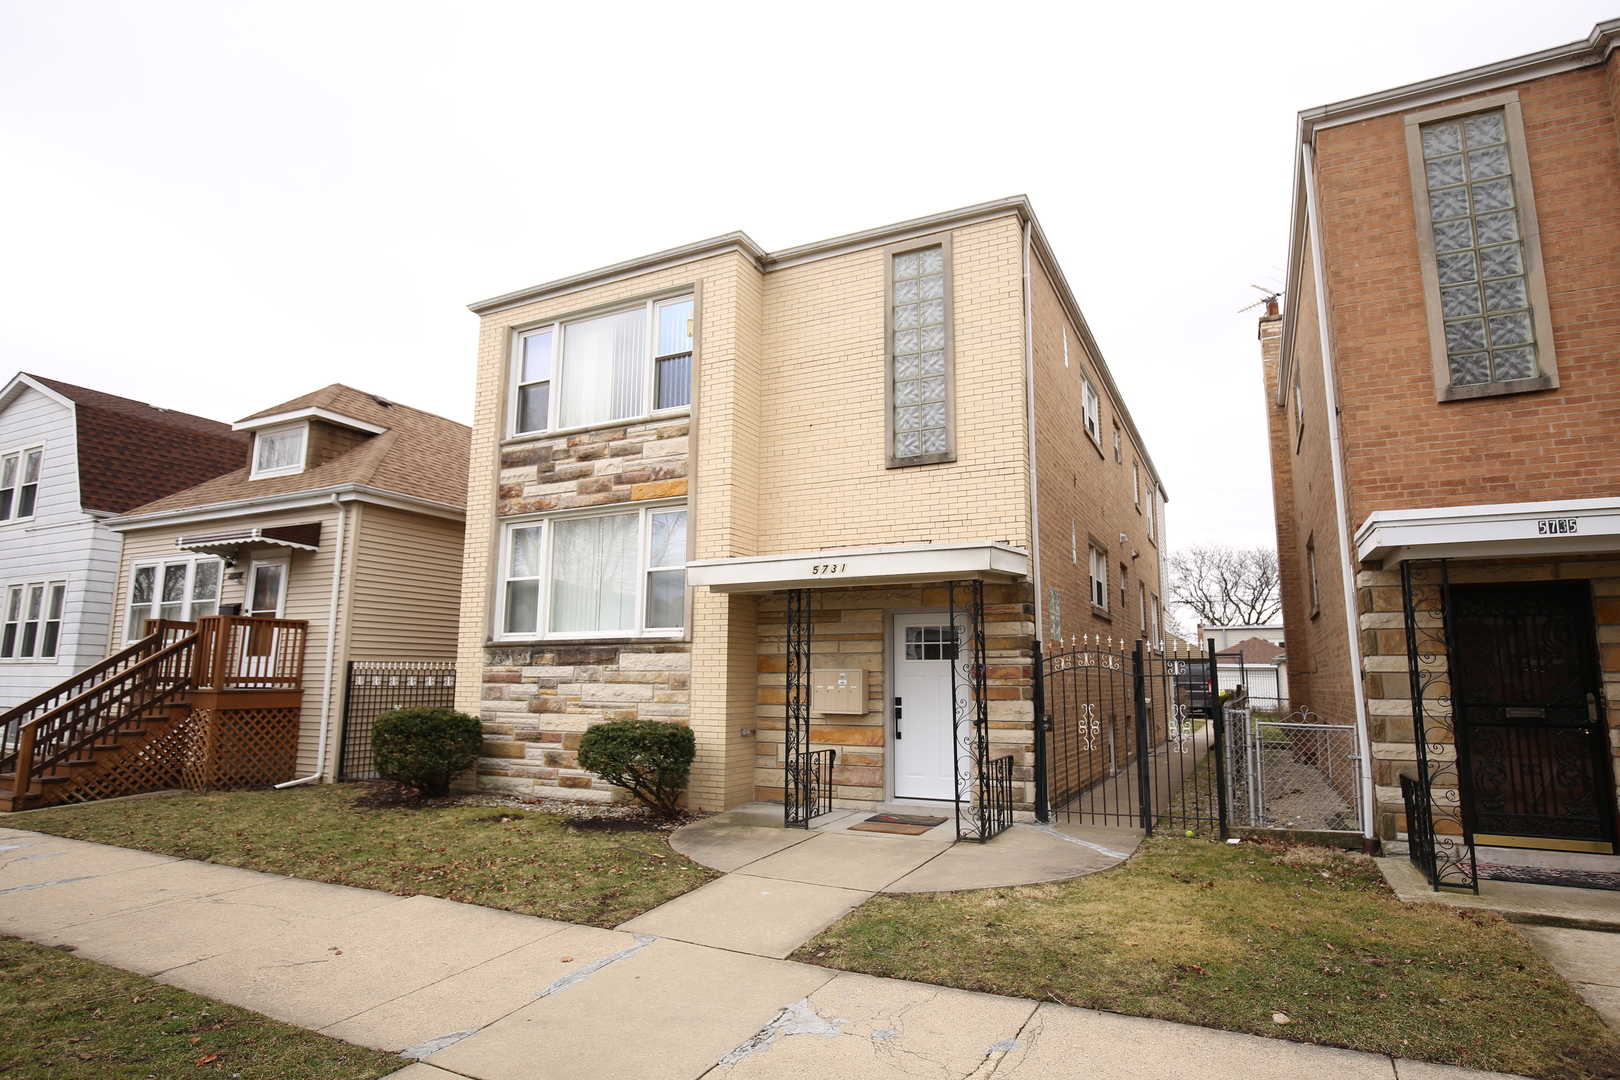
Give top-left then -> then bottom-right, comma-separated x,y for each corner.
346,504 -> 464,661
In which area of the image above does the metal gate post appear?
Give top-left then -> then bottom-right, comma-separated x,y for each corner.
335,659 -> 356,781
1208,638 -> 1230,839
783,588 -> 814,828
1032,638 -> 1049,823
1133,641 -> 1152,833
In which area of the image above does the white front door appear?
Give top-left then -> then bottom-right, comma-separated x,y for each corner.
245,559 -> 288,618
892,614 -> 957,801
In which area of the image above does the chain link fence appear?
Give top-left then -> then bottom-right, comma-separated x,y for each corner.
1226,701 -> 1363,833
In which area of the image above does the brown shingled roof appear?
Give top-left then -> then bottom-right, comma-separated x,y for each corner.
26,374 -> 250,514
1216,636 -> 1287,667
117,385 -> 470,516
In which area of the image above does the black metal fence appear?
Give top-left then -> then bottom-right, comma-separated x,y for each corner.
338,660 -> 458,780
1036,637 -> 1228,837
788,749 -> 835,825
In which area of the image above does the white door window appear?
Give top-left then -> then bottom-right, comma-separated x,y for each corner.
246,560 -> 288,618
892,614 -> 957,801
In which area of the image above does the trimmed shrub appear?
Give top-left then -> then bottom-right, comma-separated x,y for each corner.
371,706 -> 484,798
575,720 -> 696,819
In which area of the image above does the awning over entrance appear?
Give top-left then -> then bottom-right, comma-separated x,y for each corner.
1356,496 -> 1620,565
685,540 -> 1029,594
175,523 -> 323,558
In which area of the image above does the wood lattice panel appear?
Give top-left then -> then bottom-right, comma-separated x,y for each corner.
58,709 -> 194,805
182,708 -> 301,790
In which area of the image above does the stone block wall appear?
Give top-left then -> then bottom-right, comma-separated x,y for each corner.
1358,554 -> 1620,846
496,419 -> 688,516
750,582 -> 1036,810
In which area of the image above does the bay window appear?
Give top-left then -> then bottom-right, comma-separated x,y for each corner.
126,557 -> 220,640
499,504 -> 687,638
512,295 -> 694,437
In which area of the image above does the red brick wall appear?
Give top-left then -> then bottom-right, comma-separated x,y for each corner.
1313,64 -> 1620,522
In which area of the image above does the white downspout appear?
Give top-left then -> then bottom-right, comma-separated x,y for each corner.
1301,142 -> 1376,844
276,492 -> 347,788
1023,220 -> 1043,642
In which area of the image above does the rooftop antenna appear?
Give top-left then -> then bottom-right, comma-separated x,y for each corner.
1238,282 -> 1283,314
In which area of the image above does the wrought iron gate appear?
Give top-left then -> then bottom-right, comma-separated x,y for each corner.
783,588 -> 830,827
1035,636 -> 1227,836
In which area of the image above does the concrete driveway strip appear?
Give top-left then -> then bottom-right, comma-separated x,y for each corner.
617,873 -> 872,959
34,875 -> 402,976
322,922 -> 644,1053
709,970 -> 1039,1080
156,893 -> 571,1034
425,937 -> 836,1080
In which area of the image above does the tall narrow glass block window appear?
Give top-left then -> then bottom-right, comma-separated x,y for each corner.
645,510 -> 687,628
1420,110 -> 1536,386
890,245 -> 949,460
655,299 -> 693,410
515,331 -> 553,435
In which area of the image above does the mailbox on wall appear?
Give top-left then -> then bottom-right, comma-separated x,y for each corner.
811,669 -> 867,715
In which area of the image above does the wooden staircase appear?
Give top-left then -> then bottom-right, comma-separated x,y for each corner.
0,626 -> 199,812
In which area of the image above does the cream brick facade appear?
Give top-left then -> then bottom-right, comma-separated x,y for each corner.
458,199 -> 1165,813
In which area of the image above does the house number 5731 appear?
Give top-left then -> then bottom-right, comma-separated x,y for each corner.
810,563 -> 848,576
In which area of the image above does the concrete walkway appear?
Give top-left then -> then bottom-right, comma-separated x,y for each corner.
0,825 -> 1523,1080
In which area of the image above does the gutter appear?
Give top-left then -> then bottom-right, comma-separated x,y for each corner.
1023,220 -> 1044,641
276,492 -> 348,789
104,483 -> 465,531
1301,142 -> 1376,845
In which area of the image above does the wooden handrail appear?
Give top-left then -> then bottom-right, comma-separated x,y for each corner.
0,631 -> 170,734
7,634 -> 199,787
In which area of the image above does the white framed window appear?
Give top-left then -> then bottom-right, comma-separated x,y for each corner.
1133,461 -> 1141,507
511,295 -> 694,437
1089,548 -> 1108,610
1070,520 -> 1078,563
2,581 -> 65,660
1307,535 -> 1321,617
1120,563 -> 1129,609
498,503 -> 687,639
1139,583 -> 1147,633
1112,424 -> 1121,463
1151,594 -> 1161,644
0,448 -> 43,521
1081,378 -> 1100,446
251,424 -> 307,479
1146,482 -> 1156,540
125,557 -> 221,641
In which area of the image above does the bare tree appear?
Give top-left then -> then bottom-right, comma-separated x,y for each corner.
1165,544 -> 1282,628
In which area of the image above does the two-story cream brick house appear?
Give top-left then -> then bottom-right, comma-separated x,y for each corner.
459,198 -> 1167,821
1266,20 -> 1620,888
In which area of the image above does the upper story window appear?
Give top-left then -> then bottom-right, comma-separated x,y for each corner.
886,236 -> 956,468
1089,547 -> 1108,610
125,557 -> 220,641
252,424 -> 307,478
1405,94 -> 1557,402
1,448 -> 42,521
512,296 -> 694,438
1112,424 -> 1121,463
1081,377 -> 1100,446
1133,461 -> 1141,507
499,504 -> 687,639
1146,483 -> 1156,540
2,581 -> 65,660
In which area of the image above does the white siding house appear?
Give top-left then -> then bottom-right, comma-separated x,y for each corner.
0,374 -> 247,709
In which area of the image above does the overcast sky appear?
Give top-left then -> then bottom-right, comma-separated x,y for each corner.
2,1 -> 1613,551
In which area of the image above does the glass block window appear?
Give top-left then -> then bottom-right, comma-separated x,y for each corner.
1420,110 -> 1536,386
891,245 -> 948,459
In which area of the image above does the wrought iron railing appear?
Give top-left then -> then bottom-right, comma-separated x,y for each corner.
339,660 -> 458,779
974,754 -> 1015,840
786,748 -> 834,826
1402,774 -> 1438,886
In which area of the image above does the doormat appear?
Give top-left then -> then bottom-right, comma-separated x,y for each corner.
848,813 -> 949,836
1476,862 -> 1620,892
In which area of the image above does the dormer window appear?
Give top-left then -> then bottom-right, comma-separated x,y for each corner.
252,424 -> 307,478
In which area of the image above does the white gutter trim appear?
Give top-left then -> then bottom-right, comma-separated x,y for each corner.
1302,141 -> 1376,844
232,406 -> 388,435
1023,219 -> 1044,643
276,492 -> 346,789
105,484 -> 465,530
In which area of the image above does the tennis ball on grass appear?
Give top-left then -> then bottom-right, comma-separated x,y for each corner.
1184,830 -> 1196,837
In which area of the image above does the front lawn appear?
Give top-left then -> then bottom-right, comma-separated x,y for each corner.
1,934 -> 398,1080
795,836 -> 1620,1080
15,785 -> 717,928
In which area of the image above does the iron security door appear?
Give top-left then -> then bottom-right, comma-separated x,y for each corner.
1450,584 -> 1617,853
893,615 -> 956,801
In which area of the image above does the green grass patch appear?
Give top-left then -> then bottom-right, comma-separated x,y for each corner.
794,836 -> 1620,1080
1,934 -> 397,1079
17,785 -> 718,928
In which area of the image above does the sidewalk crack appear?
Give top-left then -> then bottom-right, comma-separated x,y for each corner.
534,933 -> 657,1000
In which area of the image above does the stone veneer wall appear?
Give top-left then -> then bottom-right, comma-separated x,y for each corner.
1359,554 -> 1620,849
750,583 -> 1036,810
476,415 -> 692,802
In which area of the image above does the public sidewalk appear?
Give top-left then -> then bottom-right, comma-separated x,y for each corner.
0,825 -> 1521,1080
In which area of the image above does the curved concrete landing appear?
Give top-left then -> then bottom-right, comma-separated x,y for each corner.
671,807 -> 1139,893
